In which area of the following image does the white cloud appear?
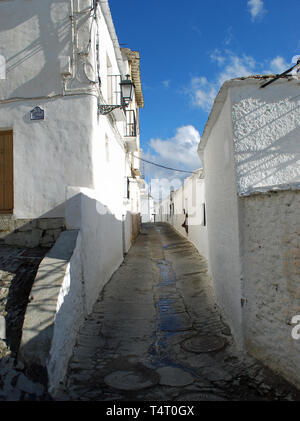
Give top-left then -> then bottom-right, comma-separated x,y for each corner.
210,49 -> 225,66
247,0 -> 266,21
187,51 -> 256,112
189,77 -> 218,112
217,53 -> 256,85
268,56 -> 289,74
162,80 -> 170,88
225,26 -> 234,46
143,126 -> 202,200
186,50 -> 290,113
149,125 -> 201,168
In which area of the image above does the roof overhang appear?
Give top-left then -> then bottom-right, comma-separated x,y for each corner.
121,48 -> 144,108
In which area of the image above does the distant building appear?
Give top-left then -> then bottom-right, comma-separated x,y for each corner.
141,191 -> 155,223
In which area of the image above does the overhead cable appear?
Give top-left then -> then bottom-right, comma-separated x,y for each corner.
132,155 -> 195,174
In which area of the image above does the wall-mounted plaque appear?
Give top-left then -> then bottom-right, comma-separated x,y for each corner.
30,106 -> 45,121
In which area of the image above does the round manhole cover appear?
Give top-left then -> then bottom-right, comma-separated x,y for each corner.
156,366 -> 195,387
181,335 -> 226,353
104,368 -> 159,391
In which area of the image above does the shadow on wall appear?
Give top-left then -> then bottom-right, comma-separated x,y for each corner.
233,93 -> 300,193
1,0 -> 69,98
0,245 -> 49,356
1,0 -> 94,99
0,211 -> 67,358
0,193 -> 141,394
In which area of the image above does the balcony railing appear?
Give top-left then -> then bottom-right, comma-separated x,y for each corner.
125,110 -> 137,137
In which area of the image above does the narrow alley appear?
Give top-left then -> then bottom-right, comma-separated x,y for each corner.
56,224 -> 300,401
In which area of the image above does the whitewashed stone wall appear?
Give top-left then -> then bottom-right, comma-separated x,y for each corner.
198,77 -> 300,385
240,190 -> 300,389
48,231 -> 84,395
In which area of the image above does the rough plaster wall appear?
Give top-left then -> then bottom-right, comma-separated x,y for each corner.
0,95 -> 95,218
203,93 -> 243,347
231,82 -> 300,195
240,190 -> 300,388
48,231 -> 85,395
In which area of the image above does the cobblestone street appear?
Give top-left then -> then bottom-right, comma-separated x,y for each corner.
57,224 -> 300,401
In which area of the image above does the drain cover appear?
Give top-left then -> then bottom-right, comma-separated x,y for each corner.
181,335 -> 226,353
156,366 -> 195,387
104,368 -> 159,391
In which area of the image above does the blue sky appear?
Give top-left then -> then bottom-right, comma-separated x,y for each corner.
109,0 -> 300,192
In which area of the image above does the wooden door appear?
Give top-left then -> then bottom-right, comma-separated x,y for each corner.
0,131 -> 13,214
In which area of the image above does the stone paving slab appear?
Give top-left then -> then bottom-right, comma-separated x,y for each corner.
57,223 -> 300,401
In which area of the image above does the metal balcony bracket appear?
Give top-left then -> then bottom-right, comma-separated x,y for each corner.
98,104 -> 124,115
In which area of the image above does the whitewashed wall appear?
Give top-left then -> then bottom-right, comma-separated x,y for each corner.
200,92 -> 244,347
0,0 -> 140,227
0,0 -> 71,100
230,80 -> 300,195
228,79 -> 300,387
141,194 -> 155,223
199,77 -> 300,385
0,96 -> 95,218
0,0 -> 143,394
48,231 -> 84,396
155,172 -> 209,261
239,190 -> 300,389
48,186 -> 125,394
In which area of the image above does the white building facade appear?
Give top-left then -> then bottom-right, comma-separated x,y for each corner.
155,170 -> 209,260
0,0 -> 143,243
0,0 -> 144,393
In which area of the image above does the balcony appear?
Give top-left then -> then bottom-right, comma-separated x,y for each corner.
124,110 -> 138,152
